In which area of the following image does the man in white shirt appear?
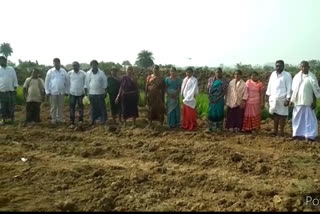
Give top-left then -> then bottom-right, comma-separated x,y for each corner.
181,67 -> 199,131
68,61 -> 86,127
290,61 -> 320,141
0,56 -> 18,125
85,60 -> 108,125
266,60 -> 292,137
45,58 -> 69,124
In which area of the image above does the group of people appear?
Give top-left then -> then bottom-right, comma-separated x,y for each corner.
0,56 -> 319,141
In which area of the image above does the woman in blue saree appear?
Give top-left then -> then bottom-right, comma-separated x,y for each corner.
165,67 -> 181,128
208,68 -> 228,131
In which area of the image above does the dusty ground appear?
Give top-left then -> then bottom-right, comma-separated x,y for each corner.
0,104 -> 320,211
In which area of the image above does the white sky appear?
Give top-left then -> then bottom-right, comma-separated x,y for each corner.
2,0 -> 320,67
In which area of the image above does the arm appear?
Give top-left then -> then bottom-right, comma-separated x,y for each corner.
45,70 -> 51,95
284,73 -> 292,106
12,68 -> 18,90
260,87 -> 265,109
312,93 -> 317,110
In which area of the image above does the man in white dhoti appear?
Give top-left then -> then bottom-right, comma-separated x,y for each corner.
266,60 -> 292,137
290,61 -> 320,141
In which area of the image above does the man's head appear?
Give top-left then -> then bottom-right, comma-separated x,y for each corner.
170,66 -> 177,77
153,65 -> 160,75
234,70 -> 242,80
32,68 -> 41,78
111,66 -> 118,76
215,67 -> 223,79
0,56 -> 7,67
275,60 -> 284,73
53,58 -> 61,70
300,61 -> 310,74
186,67 -> 193,77
72,61 -> 80,72
126,66 -> 133,75
90,60 -> 99,73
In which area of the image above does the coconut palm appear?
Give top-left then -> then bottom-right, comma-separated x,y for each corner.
0,43 -> 13,58
135,50 -> 154,69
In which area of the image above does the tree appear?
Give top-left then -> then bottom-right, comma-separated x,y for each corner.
0,42 -> 13,58
135,50 -> 154,69
122,60 -> 131,66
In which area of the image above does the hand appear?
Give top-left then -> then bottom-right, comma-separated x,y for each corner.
289,102 -> 294,108
284,100 -> 289,107
115,97 -> 119,104
240,101 -> 245,109
311,102 -> 316,110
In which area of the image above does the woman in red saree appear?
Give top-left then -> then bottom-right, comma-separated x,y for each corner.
242,72 -> 265,132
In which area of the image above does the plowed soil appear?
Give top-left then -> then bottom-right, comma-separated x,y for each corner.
0,104 -> 319,211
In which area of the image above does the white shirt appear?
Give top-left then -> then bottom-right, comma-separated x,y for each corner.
291,71 -> 320,106
68,70 -> 86,96
181,76 -> 199,109
266,70 -> 292,100
0,66 -> 18,92
45,67 -> 69,95
85,69 -> 108,95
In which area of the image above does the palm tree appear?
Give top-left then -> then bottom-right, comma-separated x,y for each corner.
135,50 -> 154,69
0,43 -> 13,58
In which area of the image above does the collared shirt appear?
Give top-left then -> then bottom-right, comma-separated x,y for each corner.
85,69 -> 108,95
0,66 -> 18,92
68,70 -> 86,96
45,67 -> 69,95
266,70 -> 292,100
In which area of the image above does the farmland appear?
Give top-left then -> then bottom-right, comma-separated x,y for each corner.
0,102 -> 320,212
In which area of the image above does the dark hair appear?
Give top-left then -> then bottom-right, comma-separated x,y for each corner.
171,66 -> 177,71
53,58 -> 60,63
154,65 -> 159,70
72,61 -> 79,65
251,71 -> 258,76
216,67 -> 222,72
186,67 -> 193,73
300,61 -> 309,67
276,60 -> 284,66
33,68 -> 41,72
235,69 -> 242,75
90,60 -> 98,66
0,56 -> 7,61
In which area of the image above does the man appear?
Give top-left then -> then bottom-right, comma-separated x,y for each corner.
290,61 -> 320,141
181,67 -> 199,131
107,67 -> 122,123
145,65 -> 166,127
23,68 -> 45,124
85,60 -> 108,125
0,56 -> 18,125
68,61 -> 86,128
266,60 -> 292,137
45,58 -> 69,125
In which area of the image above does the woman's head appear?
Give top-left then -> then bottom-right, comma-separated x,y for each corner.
153,65 -> 160,75
170,66 -> 177,77
251,71 -> 258,81
234,70 -> 242,80
126,66 -> 133,75
215,67 -> 223,79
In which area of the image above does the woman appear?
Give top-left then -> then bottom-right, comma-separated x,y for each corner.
145,65 -> 166,127
165,67 -> 181,128
242,72 -> 265,133
225,70 -> 246,132
107,67 -> 122,123
115,66 -> 139,127
208,68 -> 228,131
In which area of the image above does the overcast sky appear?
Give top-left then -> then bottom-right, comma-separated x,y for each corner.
2,0 -> 320,67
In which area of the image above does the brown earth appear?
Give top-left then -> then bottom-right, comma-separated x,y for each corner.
0,104 -> 320,211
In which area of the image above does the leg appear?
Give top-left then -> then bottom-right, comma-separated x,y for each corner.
50,95 -> 58,124
35,102 -> 41,122
69,95 -> 76,124
26,102 -> 32,123
279,116 -> 287,137
57,95 -> 65,123
273,114 -> 279,135
89,95 -> 97,124
78,96 -> 84,123
100,95 -> 107,124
